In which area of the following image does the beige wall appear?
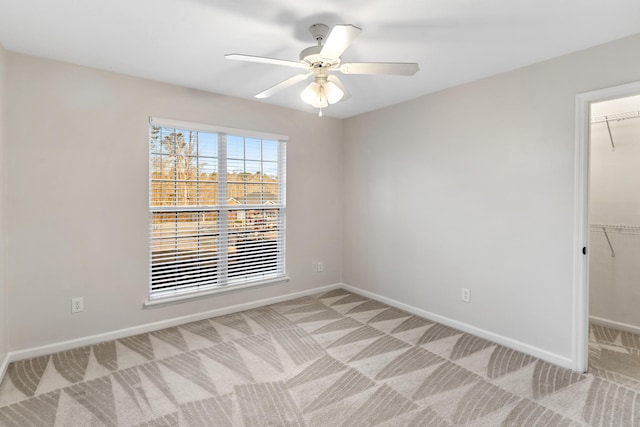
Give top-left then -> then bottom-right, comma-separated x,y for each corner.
5,53 -> 343,351
342,34 -> 640,361
0,43 -> 7,362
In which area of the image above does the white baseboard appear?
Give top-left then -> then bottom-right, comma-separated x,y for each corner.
5,281 -> 574,373
590,315 -> 640,335
7,283 -> 341,363
342,283 -> 574,370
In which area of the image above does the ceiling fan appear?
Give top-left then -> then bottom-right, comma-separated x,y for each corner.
225,23 -> 419,116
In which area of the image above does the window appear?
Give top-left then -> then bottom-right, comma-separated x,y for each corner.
149,118 -> 286,301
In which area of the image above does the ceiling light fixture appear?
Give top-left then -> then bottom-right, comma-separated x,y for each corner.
300,75 -> 344,116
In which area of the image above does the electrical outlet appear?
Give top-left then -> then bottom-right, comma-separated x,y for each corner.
312,262 -> 318,273
461,288 -> 470,303
317,261 -> 324,272
71,297 -> 84,313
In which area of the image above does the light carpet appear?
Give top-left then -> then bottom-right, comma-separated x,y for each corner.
0,289 -> 636,426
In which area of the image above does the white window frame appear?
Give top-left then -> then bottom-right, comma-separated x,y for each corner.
146,117 -> 288,306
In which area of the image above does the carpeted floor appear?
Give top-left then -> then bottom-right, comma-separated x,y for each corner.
0,288 -> 637,426
589,323 -> 640,393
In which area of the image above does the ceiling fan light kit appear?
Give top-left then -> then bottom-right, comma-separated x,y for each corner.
226,23 -> 419,116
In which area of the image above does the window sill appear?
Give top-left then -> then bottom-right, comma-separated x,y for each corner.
143,276 -> 290,309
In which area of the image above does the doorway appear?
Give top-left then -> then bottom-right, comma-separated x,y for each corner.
574,81 -> 640,374
588,94 -> 640,382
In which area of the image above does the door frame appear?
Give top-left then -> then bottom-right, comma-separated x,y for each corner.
573,80 -> 640,373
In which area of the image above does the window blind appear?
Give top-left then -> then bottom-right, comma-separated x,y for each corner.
149,118 -> 286,300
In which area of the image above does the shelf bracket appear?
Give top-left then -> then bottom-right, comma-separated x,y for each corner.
605,117 -> 615,151
602,227 -> 616,257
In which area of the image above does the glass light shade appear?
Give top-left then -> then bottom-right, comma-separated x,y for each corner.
312,98 -> 328,109
300,82 -> 321,105
324,81 -> 344,104
301,79 -> 343,109
311,85 -> 329,108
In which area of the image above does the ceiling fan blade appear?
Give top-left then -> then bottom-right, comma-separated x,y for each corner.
320,24 -> 362,59
327,75 -> 351,101
340,62 -> 419,76
255,74 -> 310,99
225,54 -> 307,69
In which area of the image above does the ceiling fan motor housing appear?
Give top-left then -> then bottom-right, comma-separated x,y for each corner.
300,24 -> 341,68
299,45 -> 340,68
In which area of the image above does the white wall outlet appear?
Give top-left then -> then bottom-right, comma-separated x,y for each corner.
317,261 -> 324,272
461,288 -> 470,303
71,297 -> 84,313
312,262 -> 318,273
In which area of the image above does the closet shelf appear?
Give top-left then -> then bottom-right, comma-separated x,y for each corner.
591,110 -> 640,124
591,224 -> 640,257
590,224 -> 640,234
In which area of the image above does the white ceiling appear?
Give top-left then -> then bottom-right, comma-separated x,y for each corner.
1,0 -> 639,118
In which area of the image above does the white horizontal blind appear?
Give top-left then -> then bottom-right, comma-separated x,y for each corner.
149,121 -> 286,300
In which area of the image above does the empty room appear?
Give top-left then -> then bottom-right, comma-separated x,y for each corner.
0,0 -> 640,425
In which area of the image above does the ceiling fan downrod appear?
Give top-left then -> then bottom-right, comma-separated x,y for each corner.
308,23 -> 329,45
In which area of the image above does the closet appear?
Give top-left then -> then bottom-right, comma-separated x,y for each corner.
589,94 -> 640,380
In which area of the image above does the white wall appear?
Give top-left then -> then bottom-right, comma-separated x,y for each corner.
589,95 -> 640,329
5,52 -> 343,351
342,33 -> 640,362
0,43 -> 7,365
